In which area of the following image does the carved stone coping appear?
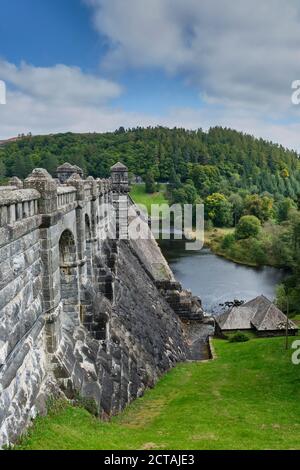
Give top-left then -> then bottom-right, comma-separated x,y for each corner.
57,186 -> 77,195
0,189 -> 40,207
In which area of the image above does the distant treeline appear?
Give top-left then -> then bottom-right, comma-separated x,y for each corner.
0,126 -> 299,200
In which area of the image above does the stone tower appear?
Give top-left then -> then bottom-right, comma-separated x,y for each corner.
56,163 -> 84,183
111,162 -> 129,240
111,162 -> 129,193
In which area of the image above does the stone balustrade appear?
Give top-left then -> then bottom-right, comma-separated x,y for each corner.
0,189 -> 40,227
57,186 -> 77,209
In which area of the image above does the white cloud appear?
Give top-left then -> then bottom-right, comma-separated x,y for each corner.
0,60 -> 161,138
85,0 -> 300,112
0,60 -> 122,105
81,0 -> 300,149
0,51 -> 300,151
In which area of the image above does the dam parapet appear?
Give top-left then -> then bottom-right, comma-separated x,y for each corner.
0,162 -> 206,447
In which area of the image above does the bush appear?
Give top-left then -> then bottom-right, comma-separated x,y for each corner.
229,332 -> 250,343
145,172 -> 156,194
221,233 -> 236,249
74,394 -> 99,417
204,219 -> 214,231
205,193 -> 233,227
247,238 -> 267,265
235,215 -> 261,240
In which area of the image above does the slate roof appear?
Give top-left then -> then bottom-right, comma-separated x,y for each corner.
216,295 -> 298,332
246,296 -> 298,332
111,162 -> 127,170
56,163 -> 84,180
57,163 -> 75,171
217,306 -> 254,330
72,165 -> 84,174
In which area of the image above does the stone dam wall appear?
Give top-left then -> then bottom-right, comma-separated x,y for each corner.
0,163 -> 205,447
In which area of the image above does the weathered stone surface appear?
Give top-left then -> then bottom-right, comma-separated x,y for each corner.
0,162 -> 207,448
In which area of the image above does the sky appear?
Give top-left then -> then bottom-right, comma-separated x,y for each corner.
0,0 -> 300,150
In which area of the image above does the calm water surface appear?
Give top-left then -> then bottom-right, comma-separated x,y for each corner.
160,240 -> 287,314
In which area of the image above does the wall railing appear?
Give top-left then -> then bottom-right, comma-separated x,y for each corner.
0,189 -> 40,227
57,186 -> 77,209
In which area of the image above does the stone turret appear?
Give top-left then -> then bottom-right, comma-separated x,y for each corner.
9,176 -> 23,189
111,162 -> 129,194
111,162 -> 129,240
56,163 -> 84,184
24,168 -> 57,214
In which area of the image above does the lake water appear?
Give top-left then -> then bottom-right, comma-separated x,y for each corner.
159,240 -> 287,315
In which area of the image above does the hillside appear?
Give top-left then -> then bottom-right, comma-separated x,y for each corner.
17,337 -> 300,450
0,127 -> 299,200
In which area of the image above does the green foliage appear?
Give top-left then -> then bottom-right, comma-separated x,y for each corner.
276,277 -> 300,315
205,193 -> 233,227
276,198 -> 296,223
16,338 -> 300,450
0,158 -> 6,180
0,127 -> 299,197
247,238 -> 268,265
171,180 -> 199,205
74,393 -> 99,417
276,284 -> 289,313
171,188 -> 188,204
145,171 -> 156,194
221,233 -> 236,249
235,216 -> 261,240
229,332 -> 250,343
191,164 -> 221,196
229,193 -> 244,226
244,194 -> 274,222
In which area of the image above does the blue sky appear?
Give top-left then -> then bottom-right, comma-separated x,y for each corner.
0,0 -> 102,70
0,0 -> 300,149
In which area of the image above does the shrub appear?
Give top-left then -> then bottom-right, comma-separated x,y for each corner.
247,238 -> 267,265
235,215 -> 261,240
204,219 -> 214,231
221,233 -> 236,249
145,172 -> 156,193
229,332 -> 250,343
74,394 -> 99,417
205,193 -> 233,227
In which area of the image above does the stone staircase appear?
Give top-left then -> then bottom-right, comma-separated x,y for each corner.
156,280 -> 204,322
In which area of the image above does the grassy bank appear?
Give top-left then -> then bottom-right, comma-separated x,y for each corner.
293,314 -> 300,327
130,183 -> 169,214
17,337 -> 300,450
205,226 -> 281,268
204,227 -> 260,266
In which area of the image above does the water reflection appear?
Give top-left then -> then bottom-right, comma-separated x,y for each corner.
160,240 -> 287,315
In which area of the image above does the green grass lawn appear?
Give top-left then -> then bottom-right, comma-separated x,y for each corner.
16,337 -> 300,450
292,314 -> 300,327
130,183 -> 169,215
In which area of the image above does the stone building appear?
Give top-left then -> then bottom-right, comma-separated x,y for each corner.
0,162 -> 206,447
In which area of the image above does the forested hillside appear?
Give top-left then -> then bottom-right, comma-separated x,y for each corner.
0,127 -> 299,200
